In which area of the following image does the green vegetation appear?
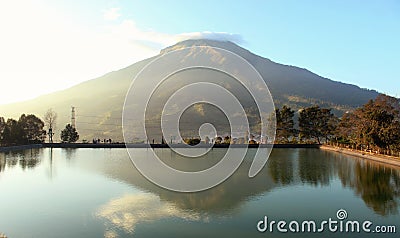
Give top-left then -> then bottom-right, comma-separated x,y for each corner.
298,106 -> 338,144
0,114 -> 46,146
0,40 -> 379,141
0,92 -> 398,158
60,124 -> 80,143
274,94 -> 400,156
335,94 -> 400,156
0,112 -> 80,146
180,94 -> 398,155
274,105 -> 338,144
275,105 -> 296,143
183,138 -> 201,145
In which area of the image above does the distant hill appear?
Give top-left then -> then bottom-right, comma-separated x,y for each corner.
0,39 -> 379,141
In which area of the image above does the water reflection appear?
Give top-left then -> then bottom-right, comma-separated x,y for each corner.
92,149 -> 276,214
47,148 -> 55,179
0,153 -> 5,173
0,149 -> 42,172
353,162 -> 400,215
63,148 -> 77,160
89,148 -> 400,217
1,148 -> 399,237
324,152 -> 400,216
268,149 -> 295,185
298,149 -> 333,186
96,193 -> 208,235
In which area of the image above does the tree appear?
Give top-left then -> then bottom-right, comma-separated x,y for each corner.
299,106 -> 337,144
0,113 -> 47,146
215,136 -> 223,144
60,124 -> 79,143
319,108 -> 338,142
0,117 -> 5,145
223,136 -> 231,144
275,105 -> 296,143
249,139 -> 257,144
367,95 -> 400,153
2,119 -> 23,146
18,114 -> 46,144
44,108 -> 57,142
299,106 -> 322,143
338,95 -> 400,153
44,108 -> 57,130
184,138 -> 201,146
336,112 -> 359,146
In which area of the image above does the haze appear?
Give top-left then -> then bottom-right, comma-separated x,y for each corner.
0,0 -> 399,105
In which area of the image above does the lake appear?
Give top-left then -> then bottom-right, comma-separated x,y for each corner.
0,148 -> 399,237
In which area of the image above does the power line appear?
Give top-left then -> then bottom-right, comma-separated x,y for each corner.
77,122 -> 123,126
77,115 -> 123,120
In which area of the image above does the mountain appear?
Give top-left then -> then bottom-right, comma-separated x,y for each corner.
0,39 -> 379,141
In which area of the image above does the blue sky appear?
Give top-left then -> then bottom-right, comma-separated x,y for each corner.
0,0 -> 399,104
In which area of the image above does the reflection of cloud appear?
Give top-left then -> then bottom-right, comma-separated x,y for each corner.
96,193 -> 208,236
104,230 -> 118,238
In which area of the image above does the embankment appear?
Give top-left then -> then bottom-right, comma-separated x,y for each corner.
320,145 -> 400,167
0,144 -> 43,152
1,143 -> 320,152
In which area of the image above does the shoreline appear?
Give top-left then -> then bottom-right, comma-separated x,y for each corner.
42,143 -> 321,149
2,143 -> 399,168
0,144 -> 43,153
320,145 -> 400,167
0,143 -> 320,152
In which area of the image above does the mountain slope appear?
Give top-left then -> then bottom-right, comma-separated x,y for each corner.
0,39 -> 379,141
163,40 -> 378,109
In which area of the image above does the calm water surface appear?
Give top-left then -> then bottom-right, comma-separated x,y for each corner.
0,148 -> 399,237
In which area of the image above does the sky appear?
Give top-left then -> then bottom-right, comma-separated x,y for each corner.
0,0 -> 399,105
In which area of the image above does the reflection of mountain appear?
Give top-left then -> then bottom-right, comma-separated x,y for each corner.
0,39 -> 379,140
88,149 -> 278,213
79,148 -> 400,216
2,148 -> 398,216
1,148 -> 398,238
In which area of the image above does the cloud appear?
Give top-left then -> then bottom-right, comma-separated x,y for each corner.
107,20 -> 244,50
176,31 -> 244,45
103,7 -> 121,21
111,21 -> 244,48
0,2 -> 245,105
109,20 -> 174,48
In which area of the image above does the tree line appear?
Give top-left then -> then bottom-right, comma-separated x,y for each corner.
1,95 -> 398,155
0,110 -> 79,146
275,94 -> 400,156
0,114 -> 46,146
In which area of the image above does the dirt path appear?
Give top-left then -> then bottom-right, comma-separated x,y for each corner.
320,145 -> 400,167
